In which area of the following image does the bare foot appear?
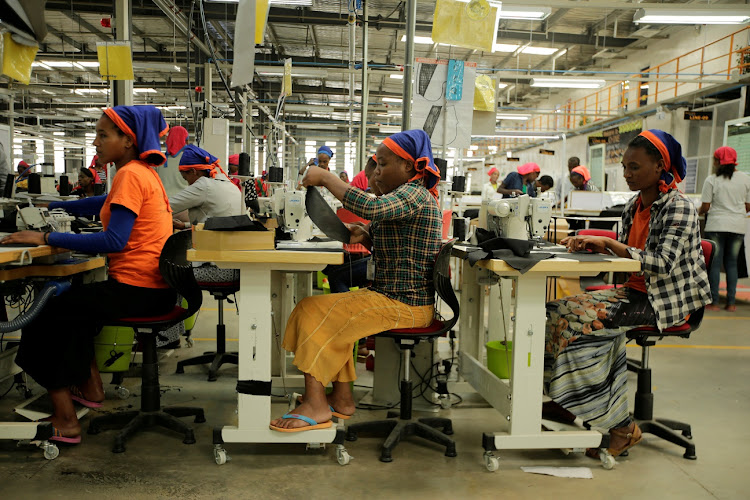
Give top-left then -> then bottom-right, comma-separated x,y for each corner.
71,384 -> 104,404
297,394 -> 356,417
271,402 -> 332,430
42,415 -> 81,438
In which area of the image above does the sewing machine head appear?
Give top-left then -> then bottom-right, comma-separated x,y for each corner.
16,206 -> 75,232
483,195 -> 551,243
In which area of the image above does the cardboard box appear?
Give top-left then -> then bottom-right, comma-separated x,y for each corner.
193,223 -> 275,251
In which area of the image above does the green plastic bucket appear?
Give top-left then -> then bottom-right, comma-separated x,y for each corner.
94,326 -> 135,373
486,340 -> 513,379
182,297 -> 198,332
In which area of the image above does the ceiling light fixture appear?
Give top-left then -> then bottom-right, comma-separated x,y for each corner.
133,88 -> 157,93
493,43 -> 520,53
390,74 -> 404,79
400,35 -> 439,44
205,0 -> 313,5
496,114 -> 529,120
382,97 -> 403,103
473,133 -> 561,140
633,8 -> 750,25
530,78 -> 606,89
520,46 -> 560,56
497,6 -> 551,20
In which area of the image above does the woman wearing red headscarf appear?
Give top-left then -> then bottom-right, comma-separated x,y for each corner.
569,165 -> 598,192
482,166 -> 501,199
699,146 -> 750,312
545,130 -> 710,460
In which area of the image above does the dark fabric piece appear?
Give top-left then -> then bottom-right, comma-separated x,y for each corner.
466,230 -> 553,272
16,279 -> 176,390
203,215 -> 267,231
236,380 -> 272,395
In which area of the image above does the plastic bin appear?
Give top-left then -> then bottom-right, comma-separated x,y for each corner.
94,326 -> 135,373
485,340 -> 512,379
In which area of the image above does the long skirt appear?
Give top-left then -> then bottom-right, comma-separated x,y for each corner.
282,288 -> 434,386
544,287 -> 656,430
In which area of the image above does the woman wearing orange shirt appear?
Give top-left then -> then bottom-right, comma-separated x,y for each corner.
1,105 -> 176,444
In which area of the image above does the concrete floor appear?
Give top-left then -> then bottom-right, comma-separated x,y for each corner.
0,290 -> 748,500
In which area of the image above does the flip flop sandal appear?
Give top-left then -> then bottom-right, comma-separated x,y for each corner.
69,386 -> 103,408
269,413 -> 333,433
50,426 -> 82,445
295,396 -> 353,420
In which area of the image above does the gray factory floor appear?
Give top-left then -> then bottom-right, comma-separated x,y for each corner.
0,288 -> 747,500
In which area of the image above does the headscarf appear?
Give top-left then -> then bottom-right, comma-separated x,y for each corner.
178,145 -> 228,179
517,163 -> 540,176
714,146 -> 737,166
103,105 -> 169,167
228,154 -> 240,166
166,125 -> 188,157
570,165 -> 591,182
317,145 -> 334,158
17,160 -> 29,170
637,129 -> 686,193
102,105 -> 171,212
89,155 -> 99,168
86,157 -> 103,184
487,167 -> 499,177
382,129 -> 440,199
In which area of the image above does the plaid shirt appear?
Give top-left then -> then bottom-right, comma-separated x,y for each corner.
343,180 -> 441,306
620,189 -> 711,330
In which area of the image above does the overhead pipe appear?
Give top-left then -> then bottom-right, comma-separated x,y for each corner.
402,0 -> 417,130
358,0 -> 369,172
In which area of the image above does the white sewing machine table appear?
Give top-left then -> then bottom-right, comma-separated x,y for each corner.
187,247 -> 351,464
452,244 -> 640,470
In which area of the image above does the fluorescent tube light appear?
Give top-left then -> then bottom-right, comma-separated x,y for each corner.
256,66 -> 328,78
382,97 -> 403,103
295,123 -> 339,130
390,74 -> 404,79
379,125 -> 402,134
473,134 -> 561,140
520,46 -> 560,56
206,0 -> 312,4
400,35 -> 437,44
496,114 -> 529,120
498,6 -> 551,20
133,88 -> 157,93
634,9 -> 750,25
530,78 -> 606,89
493,43 -> 520,53
285,104 -> 335,113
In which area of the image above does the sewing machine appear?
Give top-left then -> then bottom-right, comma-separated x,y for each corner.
480,194 -> 552,243
264,188 -> 343,249
16,207 -> 75,233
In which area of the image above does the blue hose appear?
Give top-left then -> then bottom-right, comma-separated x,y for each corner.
0,280 -> 71,333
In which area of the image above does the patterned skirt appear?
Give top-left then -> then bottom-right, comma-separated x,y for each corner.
544,287 -> 656,430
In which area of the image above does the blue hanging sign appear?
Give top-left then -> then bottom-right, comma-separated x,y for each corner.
446,59 -> 464,101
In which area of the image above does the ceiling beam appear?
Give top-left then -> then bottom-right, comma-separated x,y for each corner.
132,25 -> 166,53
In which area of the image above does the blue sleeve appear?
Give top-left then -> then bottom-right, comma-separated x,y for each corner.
47,204 -> 135,253
502,172 -> 522,190
48,195 -> 107,216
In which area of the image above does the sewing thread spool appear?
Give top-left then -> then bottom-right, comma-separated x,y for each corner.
28,173 -> 41,194
453,218 -> 467,241
434,158 -> 448,181
451,175 -> 466,193
238,152 -> 251,176
59,175 -> 71,196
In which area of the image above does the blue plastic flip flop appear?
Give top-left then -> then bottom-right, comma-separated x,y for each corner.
269,413 -> 333,433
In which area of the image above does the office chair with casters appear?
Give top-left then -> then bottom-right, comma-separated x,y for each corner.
88,231 -> 206,453
623,239 -> 714,460
176,267 -> 239,381
345,240 -> 459,463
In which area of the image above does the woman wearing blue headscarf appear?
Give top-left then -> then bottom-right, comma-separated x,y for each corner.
299,145 -> 335,180
1,105 -> 177,444
170,144 -> 243,230
543,130 -> 710,459
270,130 -> 442,432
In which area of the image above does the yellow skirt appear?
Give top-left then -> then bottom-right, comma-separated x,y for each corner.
282,288 -> 434,386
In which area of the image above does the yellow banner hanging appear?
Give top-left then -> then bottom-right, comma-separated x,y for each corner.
473,74 -> 496,112
97,41 -> 134,81
432,0 -> 500,53
281,58 -> 292,96
255,0 -> 271,44
1,33 -> 38,85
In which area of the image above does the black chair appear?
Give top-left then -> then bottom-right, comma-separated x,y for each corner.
176,271 -> 239,381
345,240 -> 459,462
624,239 -> 715,460
88,231 -> 206,453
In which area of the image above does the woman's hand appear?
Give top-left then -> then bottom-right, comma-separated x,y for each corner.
173,219 -> 187,230
301,166 -> 333,188
1,231 -> 46,246
560,235 -> 610,254
346,222 -> 371,246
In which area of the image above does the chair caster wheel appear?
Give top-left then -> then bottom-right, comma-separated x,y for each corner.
484,452 -> 499,472
214,446 -> 230,465
42,442 -> 59,460
599,450 -> 616,470
115,386 -> 129,399
336,445 -> 352,466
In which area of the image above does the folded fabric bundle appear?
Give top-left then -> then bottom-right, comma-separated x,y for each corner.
466,229 -> 553,273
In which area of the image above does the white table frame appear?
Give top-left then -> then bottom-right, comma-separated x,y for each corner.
453,246 -> 640,470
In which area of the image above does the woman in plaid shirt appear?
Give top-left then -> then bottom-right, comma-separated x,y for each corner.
544,130 -> 710,459
270,130 -> 442,432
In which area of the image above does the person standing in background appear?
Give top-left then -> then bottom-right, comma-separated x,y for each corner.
159,125 -> 190,198
556,156 -> 579,206
699,146 -> 750,312
482,166 -> 500,200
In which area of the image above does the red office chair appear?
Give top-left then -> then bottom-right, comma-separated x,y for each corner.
88,231 -> 205,453
623,239 -> 715,460
345,240 -> 459,462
